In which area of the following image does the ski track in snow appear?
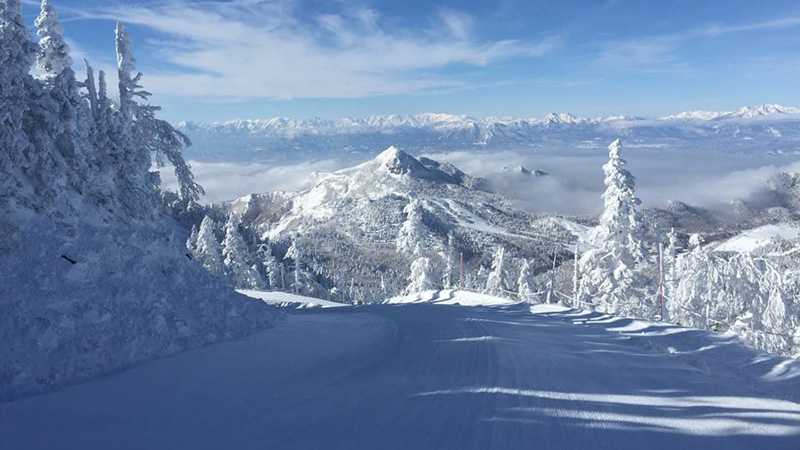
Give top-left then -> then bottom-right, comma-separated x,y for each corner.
2,301 -> 799,450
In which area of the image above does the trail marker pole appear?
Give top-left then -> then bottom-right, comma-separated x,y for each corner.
459,252 -> 464,289
573,243 -> 579,307
658,242 -> 665,321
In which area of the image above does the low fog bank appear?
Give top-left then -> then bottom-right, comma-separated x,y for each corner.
160,147 -> 800,216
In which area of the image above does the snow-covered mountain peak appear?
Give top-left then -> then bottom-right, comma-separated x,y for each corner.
729,104 -> 800,119
661,104 -> 800,121
374,146 -> 426,177
542,112 -> 584,125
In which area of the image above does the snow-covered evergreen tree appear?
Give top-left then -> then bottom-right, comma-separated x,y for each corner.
485,246 -> 509,296
578,139 -> 651,316
193,216 -> 225,277
257,242 -> 281,290
405,256 -> 434,294
517,259 -> 534,302
114,22 -> 203,207
441,232 -> 456,289
397,198 -> 426,256
222,215 -> 265,289
34,0 -> 71,81
0,0 -> 38,205
186,224 -> 198,253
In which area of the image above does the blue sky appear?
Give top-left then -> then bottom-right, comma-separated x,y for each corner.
21,0 -> 800,122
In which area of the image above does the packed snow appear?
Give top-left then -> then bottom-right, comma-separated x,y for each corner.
387,289 -> 519,306
3,298 -> 799,449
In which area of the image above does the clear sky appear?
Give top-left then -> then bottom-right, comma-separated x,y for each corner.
21,0 -> 800,122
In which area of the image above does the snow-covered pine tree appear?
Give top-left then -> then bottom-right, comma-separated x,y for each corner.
186,224 -> 198,253
193,216 -> 225,277
114,23 -> 154,211
34,0 -> 98,209
0,0 -> 38,206
485,246 -> 509,296
34,0 -> 71,81
578,138 -> 650,316
222,215 -> 265,289
397,198 -> 426,256
665,227 -> 679,302
405,256 -> 434,294
441,232 -> 455,289
285,238 -> 319,296
114,22 -> 203,207
257,242 -> 281,290
517,259 -> 534,302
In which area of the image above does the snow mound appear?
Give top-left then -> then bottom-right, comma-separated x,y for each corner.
713,223 -> 800,253
530,304 -> 573,314
237,290 -> 347,308
386,290 -> 519,306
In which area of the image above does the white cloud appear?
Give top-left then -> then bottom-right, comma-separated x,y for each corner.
72,1 -> 555,100
597,15 -> 800,72
159,159 -> 348,203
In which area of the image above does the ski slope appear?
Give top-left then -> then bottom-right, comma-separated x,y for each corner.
2,296 -> 799,450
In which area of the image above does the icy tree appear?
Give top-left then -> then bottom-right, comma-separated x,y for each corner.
285,239 -> 302,293
664,228 -> 679,301
116,23 -> 203,204
397,198 -> 426,256
0,0 -> 37,202
405,256 -> 434,294
34,0 -> 71,81
222,215 -> 265,289
441,232 -> 456,289
485,246 -> 509,296
257,242 -> 281,290
193,216 -> 225,277
284,238 -> 320,296
186,224 -> 198,253
578,139 -> 651,316
517,259 -> 534,302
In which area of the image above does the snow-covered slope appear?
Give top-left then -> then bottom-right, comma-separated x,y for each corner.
713,223 -> 800,253
3,301 -> 799,449
178,104 -> 800,161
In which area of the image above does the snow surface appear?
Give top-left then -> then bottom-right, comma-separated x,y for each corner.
386,289 -> 519,306
3,295 -> 799,450
713,223 -> 800,253
237,289 -> 347,308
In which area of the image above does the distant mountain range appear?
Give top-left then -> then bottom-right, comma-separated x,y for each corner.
178,104 -> 800,161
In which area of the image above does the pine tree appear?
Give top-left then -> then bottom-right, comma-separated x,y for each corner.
257,242 -> 281,289
517,259 -> 534,302
186,224 -> 198,253
193,216 -> 225,277
441,232 -> 455,289
578,139 -> 650,315
485,246 -> 509,296
114,22 -> 203,206
34,0 -> 71,81
405,256 -> 434,294
397,198 -> 426,256
0,0 -> 38,204
285,238 -> 316,295
222,215 -> 265,289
